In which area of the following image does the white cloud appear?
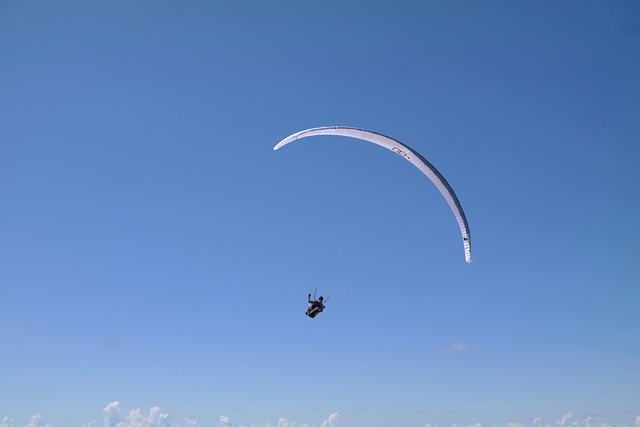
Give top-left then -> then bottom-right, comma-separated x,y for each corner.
533,417 -> 551,427
103,401 -> 122,427
120,406 -> 170,427
557,413 -> 572,427
219,415 -> 232,427
21,414 -> 52,427
445,342 -> 470,352
4,405 -> 639,427
320,412 -> 340,427
77,402 -> 177,427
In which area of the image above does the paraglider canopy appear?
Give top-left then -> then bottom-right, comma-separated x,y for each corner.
274,126 -> 472,263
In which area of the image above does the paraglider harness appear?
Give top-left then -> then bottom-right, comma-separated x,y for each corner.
306,290 -> 327,318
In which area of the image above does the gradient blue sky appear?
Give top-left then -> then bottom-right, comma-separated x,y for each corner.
1,1 -> 639,427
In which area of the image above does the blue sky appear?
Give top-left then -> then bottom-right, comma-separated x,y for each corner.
1,1 -> 639,426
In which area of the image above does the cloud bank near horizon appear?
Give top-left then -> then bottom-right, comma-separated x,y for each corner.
2,404 -> 639,427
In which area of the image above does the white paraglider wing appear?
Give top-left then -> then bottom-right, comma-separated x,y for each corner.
274,126 -> 472,264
